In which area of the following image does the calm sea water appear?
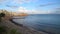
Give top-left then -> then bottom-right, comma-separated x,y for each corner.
13,14 -> 60,34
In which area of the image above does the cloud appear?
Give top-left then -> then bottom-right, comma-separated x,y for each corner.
0,0 -> 23,4
0,0 -> 8,3
0,0 -> 5,2
45,8 -> 60,14
17,7 -> 60,14
52,8 -> 60,14
32,10 -> 51,14
13,0 -> 37,4
0,0 -> 38,9
39,2 -> 59,7
54,7 -> 60,10
0,0 -> 38,4
6,5 -> 19,8
17,7 -> 32,14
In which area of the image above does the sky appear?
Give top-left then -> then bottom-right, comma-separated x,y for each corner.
0,0 -> 60,14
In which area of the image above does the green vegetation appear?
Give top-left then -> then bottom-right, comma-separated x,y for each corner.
10,29 -> 17,34
0,13 -> 5,22
0,26 -> 7,34
10,29 -> 22,34
0,9 -> 22,34
0,13 -> 5,17
0,17 -> 2,22
0,26 -> 22,34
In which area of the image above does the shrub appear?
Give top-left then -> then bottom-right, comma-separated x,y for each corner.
0,13 -> 5,17
10,29 -> 22,34
0,13 -> 5,22
0,26 -> 7,34
10,29 -> 17,34
0,14 -> 1,22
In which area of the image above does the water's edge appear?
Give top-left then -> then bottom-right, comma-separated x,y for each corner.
10,19 -> 48,34
10,19 -> 23,27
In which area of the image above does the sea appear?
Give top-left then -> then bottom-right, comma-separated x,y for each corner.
13,14 -> 60,34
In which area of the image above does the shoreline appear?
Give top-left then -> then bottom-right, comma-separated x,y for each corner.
9,19 -> 48,34
0,17 -> 56,34
10,18 -> 56,34
10,19 -> 23,27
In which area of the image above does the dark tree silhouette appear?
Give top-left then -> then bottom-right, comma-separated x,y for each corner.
0,13 -> 5,22
0,13 -> 5,17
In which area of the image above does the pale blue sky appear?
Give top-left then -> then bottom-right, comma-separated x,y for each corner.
0,0 -> 60,14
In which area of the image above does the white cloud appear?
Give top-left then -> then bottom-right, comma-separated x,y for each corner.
17,7 -> 32,14
6,5 -> 19,8
39,2 -> 59,7
17,7 -> 53,14
31,9 -> 52,14
0,0 -> 5,2
51,8 -> 60,14
13,0 -> 38,4
0,0 -> 38,4
0,0 -> 8,4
